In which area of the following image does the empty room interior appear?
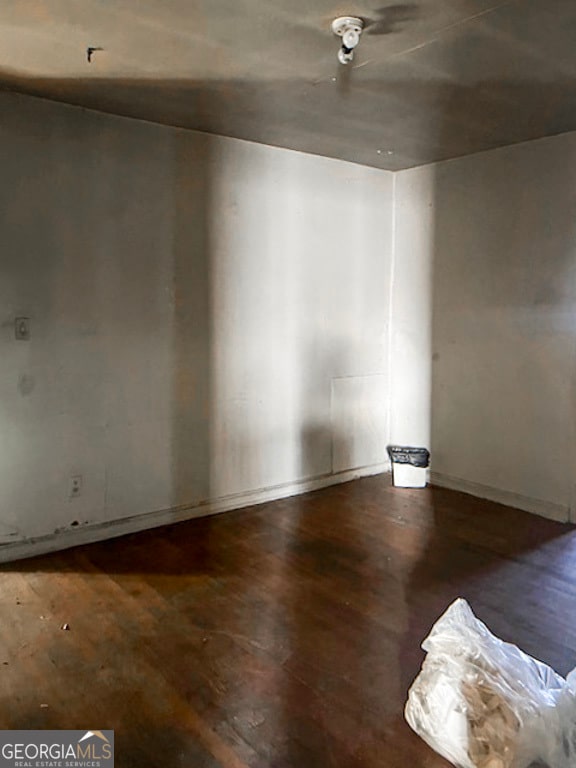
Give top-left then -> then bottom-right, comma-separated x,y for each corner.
2,1 -> 576,766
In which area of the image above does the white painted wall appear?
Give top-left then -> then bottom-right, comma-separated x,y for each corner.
10,85 -> 570,551
389,169 -> 435,450
392,133 -> 576,521
0,92 -> 394,548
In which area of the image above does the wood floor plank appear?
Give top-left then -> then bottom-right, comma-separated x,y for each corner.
0,475 -> 575,767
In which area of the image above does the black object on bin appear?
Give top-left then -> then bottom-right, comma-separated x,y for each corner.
387,446 -> 430,468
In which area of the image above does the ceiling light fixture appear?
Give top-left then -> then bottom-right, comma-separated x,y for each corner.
332,16 -> 364,65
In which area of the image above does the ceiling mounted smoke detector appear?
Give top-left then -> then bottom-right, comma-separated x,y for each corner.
332,16 -> 364,65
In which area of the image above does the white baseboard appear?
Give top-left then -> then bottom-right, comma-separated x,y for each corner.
0,462 -> 391,564
430,471 -> 570,523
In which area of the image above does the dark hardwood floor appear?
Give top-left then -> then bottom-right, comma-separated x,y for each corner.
0,475 -> 575,767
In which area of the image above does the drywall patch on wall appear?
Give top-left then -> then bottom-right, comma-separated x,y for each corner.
331,374 -> 388,472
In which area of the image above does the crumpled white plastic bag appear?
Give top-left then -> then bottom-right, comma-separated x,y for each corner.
405,599 -> 576,768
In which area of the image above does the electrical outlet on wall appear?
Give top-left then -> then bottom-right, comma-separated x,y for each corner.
69,475 -> 82,499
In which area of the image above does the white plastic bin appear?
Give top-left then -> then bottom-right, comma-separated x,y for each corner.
388,446 -> 430,488
392,463 -> 427,488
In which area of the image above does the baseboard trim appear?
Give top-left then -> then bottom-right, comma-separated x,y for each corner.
430,471 -> 570,523
0,462 -> 391,564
